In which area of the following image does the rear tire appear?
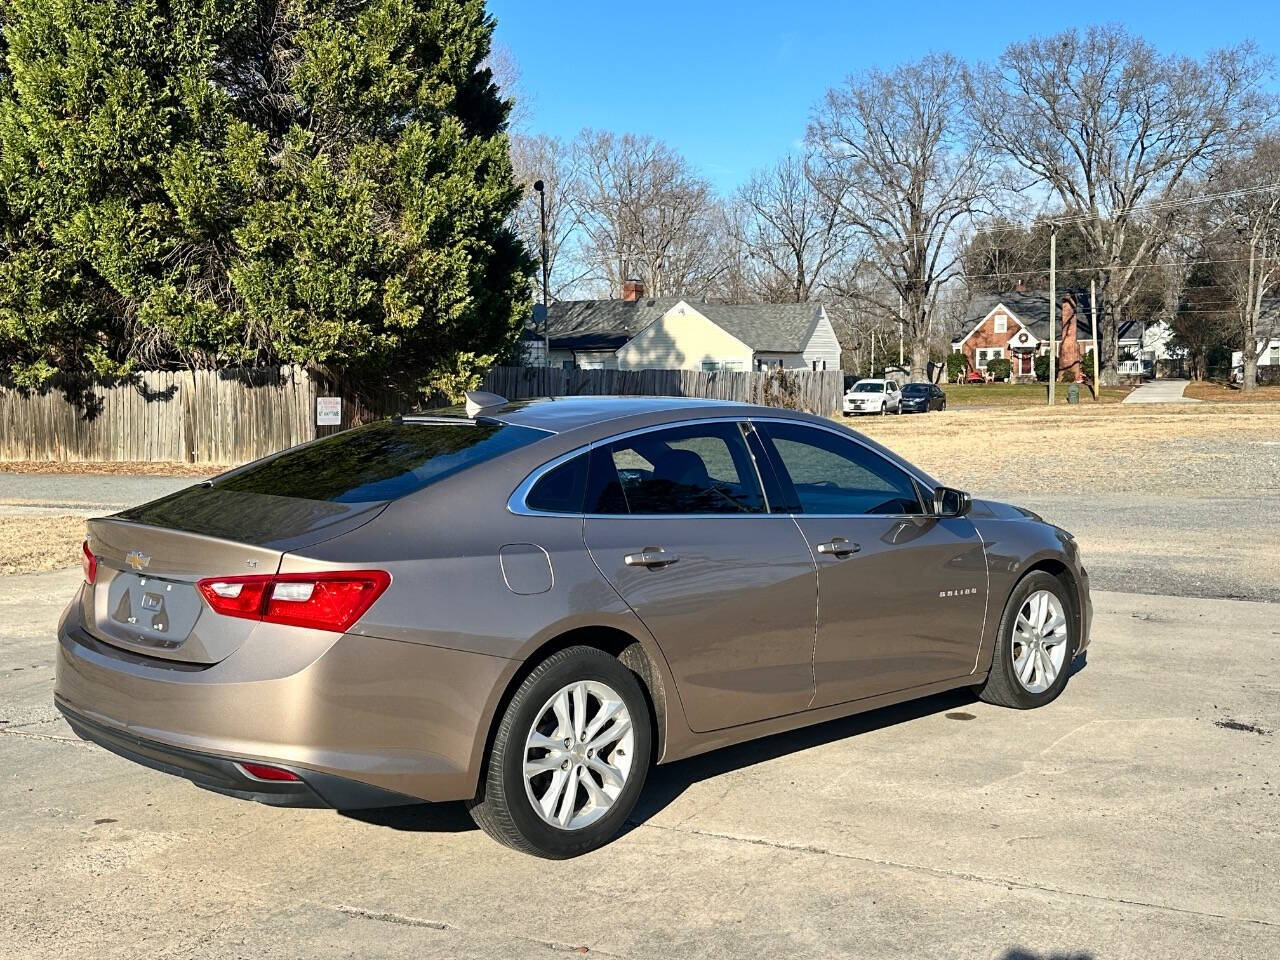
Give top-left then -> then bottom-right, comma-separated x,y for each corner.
976,572 -> 1076,709
468,646 -> 651,858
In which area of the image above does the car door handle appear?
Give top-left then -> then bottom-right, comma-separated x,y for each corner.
624,548 -> 679,568
816,538 -> 860,558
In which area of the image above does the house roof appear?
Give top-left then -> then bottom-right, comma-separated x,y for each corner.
535,297 -> 685,352
535,297 -> 824,354
957,289 -> 1100,343
688,302 -> 824,353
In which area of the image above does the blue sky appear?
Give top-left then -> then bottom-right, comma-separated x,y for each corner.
490,0 -> 1280,192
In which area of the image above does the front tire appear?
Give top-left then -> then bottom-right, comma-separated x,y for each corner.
976,572 -> 1076,709
468,646 -> 651,858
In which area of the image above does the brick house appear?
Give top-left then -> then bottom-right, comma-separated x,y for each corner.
952,288 -> 1100,382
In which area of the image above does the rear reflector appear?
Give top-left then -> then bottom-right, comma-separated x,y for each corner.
237,762 -> 302,782
196,571 -> 390,633
81,540 -> 97,585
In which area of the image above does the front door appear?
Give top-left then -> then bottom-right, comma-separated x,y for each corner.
754,420 -> 988,707
582,421 -> 818,732
1018,351 -> 1033,377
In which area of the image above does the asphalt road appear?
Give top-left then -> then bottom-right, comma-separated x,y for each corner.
2,569 -> 1276,959
0,473 -> 195,513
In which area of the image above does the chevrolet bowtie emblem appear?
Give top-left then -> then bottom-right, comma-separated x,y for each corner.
126,551 -> 151,571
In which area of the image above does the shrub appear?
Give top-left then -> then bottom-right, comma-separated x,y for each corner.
946,351 -> 967,382
985,357 -> 1012,381
1034,353 -> 1051,382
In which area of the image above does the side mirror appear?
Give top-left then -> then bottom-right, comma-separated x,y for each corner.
933,486 -> 971,518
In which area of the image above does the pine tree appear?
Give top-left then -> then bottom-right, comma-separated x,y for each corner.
0,0 -> 529,398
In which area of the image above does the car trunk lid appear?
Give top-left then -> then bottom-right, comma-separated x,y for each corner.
83,493 -> 386,665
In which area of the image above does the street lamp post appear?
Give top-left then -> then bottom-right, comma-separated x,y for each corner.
533,179 -> 550,365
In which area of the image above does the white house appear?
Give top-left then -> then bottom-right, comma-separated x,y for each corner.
1232,338 -> 1280,369
528,282 -> 841,372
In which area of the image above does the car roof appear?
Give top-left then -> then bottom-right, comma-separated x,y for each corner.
402,395 -> 754,435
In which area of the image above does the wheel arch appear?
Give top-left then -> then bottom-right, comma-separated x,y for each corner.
468,625 -> 670,802
1016,557 -> 1084,651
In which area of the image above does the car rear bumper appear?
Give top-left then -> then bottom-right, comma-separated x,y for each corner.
54,591 -> 517,805
55,700 -> 420,808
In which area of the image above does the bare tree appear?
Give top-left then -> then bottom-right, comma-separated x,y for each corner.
484,42 -> 532,131
509,133 -> 590,299
1205,137 -> 1280,391
968,25 -> 1272,384
809,53 -> 996,381
732,154 -> 854,303
572,130 -> 727,297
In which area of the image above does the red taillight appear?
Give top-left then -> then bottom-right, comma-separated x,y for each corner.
238,762 -> 301,782
196,571 -> 390,633
81,540 -> 97,585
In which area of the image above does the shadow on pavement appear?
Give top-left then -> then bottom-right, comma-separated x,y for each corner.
339,800 -> 477,833
628,685 -> 980,827
1001,950 -> 1095,960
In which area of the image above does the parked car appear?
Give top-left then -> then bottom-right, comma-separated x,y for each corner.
899,382 -> 947,413
56,394 -> 1091,859
842,378 -> 902,415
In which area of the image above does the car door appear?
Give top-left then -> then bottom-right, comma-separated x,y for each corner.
582,420 -> 818,732
753,420 -> 987,708
886,380 -> 901,411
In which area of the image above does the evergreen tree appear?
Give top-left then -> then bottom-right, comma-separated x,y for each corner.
0,0 -> 529,398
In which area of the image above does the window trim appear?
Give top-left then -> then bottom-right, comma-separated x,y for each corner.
508,416 -> 937,521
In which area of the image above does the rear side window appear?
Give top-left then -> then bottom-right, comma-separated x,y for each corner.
525,454 -> 589,513
217,420 -> 547,503
584,422 -> 765,515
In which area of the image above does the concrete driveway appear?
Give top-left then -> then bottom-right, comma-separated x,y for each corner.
1121,379 -> 1198,404
2,568 -> 1276,960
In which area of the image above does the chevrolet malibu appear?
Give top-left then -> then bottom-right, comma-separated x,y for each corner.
56,394 -> 1091,858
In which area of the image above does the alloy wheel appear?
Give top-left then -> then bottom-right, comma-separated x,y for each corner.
1011,590 -> 1068,693
522,680 -> 634,830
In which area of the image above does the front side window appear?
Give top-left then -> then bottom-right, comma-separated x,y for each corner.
585,422 -> 765,515
757,422 -> 923,516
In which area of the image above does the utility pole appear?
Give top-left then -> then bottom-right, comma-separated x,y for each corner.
1090,279 -> 1100,398
898,294 -> 904,369
533,179 -> 550,365
1047,224 -> 1057,405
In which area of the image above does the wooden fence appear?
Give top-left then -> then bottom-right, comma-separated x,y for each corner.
0,365 -> 844,465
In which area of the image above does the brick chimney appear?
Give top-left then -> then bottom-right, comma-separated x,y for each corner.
1015,279 -> 1027,293
621,278 -> 645,302
1058,294 -> 1081,380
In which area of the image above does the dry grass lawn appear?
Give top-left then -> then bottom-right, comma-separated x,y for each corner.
0,514 -> 86,575
0,460 -> 212,476
849,401 -> 1280,497
1183,382 -> 1280,403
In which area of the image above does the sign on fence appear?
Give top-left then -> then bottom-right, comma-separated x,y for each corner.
316,396 -> 341,426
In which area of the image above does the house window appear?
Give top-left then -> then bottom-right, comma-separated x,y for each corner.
976,347 -> 1004,370
994,315 -> 1008,334
702,361 -> 741,372
1270,343 -> 1279,364
811,360 -> 827,371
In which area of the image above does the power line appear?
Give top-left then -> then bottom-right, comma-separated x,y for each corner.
865,180 -> 1280,247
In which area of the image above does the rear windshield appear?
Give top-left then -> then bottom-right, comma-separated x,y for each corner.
216,419 -> 548,503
